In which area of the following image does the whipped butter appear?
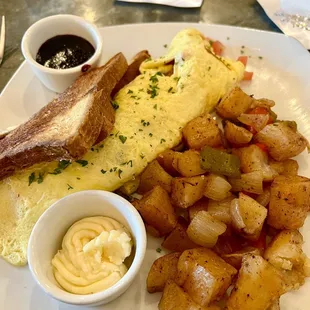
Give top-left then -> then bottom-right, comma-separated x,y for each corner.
52,216 -> 132,295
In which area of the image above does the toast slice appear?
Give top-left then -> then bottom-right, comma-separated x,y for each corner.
0,53 -> 128,180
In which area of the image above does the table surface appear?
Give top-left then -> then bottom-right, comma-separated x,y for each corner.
0,0 -> 280,93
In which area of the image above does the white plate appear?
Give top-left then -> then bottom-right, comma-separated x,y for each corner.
0,23 -> 310,310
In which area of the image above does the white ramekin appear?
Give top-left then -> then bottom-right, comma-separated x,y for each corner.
21,15 -> 103,93
27,190 -> 146,307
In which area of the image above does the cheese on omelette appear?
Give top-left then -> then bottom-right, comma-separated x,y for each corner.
0,29 -> 244,266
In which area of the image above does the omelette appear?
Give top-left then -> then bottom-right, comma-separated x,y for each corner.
0,29 -> 244,266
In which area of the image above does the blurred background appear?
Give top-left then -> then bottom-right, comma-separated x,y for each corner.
0,0 -> 280,92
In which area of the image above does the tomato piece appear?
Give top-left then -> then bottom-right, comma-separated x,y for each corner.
237,56 -> 248,67
248,107 -> 269,115
246,125 -> 257,135
243,71 -> 253,81
212,40 -> 224,56
255,143 -> 268,153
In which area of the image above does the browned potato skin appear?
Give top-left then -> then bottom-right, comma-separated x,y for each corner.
216,87 -> 253,119
182,113 -> 222,150
268,176 -> 310,230
171,175 -> 207,208
222,247 -> 261,269
172,150 -> 206,177
269,159 -> 299,176
226,255 -> 285,310
224,121 -> 253,145
254,122 -> 308,161
147,252 -> 181,293
188,197 -> 209,221
162,217 -> 198,252
138,160 -> 173,194
134,185 -> 177,236
159,280 -> 220,310
157,150 -> 179,176
176,248 -> 237,307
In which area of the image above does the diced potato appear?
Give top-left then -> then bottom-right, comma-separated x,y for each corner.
138,160 -> 173,194
171,175 -> 207,208
157,150 -> 179,176
162,217 -> 198,252
183,113 -> 222,150
159,280 -> 220,310
119,177 -> 140,195
224,121 -> 253,145
204,174 -> 232,201
254,122 -> 309,161
134,185 -> 177,236
226,255 -> 285,310
188,197 -> 209,221
269,159 -> 299,176
233,145 -> 278,181
268,175 -> 310,229
216,87 -> 253,119
222,247 -> 261,269
230,193 -> 267,241
207,196 -> 235,224
187,211 -> 227,248
228,171 -> 264,194
264,230 -> 306,271
172,150 -> 206,177
176,248 -> 237,307
147,252 -> 181,293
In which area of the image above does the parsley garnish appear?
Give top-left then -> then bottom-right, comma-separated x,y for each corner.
127,89 -> 133,94
37,172 -> 44,184
112,101 -> 119,110
28,172 -> 35,186
77,177 -> 81,180
140,153 -> 145,159
59,160 -> 71,170
119,135 -> 127,144
149,133 -> 153,137
76,160 -> 88,167
67,184 -> 73,190
141,120 -> 150,127
168,87 -> 173,93
173,76 -> 180,82
118,169 -> 123,178
259,56 -> 263,60
101,169 -> 107,174
160,138 -> 166,144
240,50 -> 244,54
163,44 -> 168,48
156,248 -> 162,253
147,85 -> 158,98
153,104 -> 157,110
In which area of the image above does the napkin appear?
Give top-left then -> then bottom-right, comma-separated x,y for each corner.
116,0 -> 203,8
257,0 -> 310,49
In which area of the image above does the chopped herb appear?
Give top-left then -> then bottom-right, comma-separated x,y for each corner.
109,133 -> 114,136
37,172 -> 44,184
240,50 -> 244,54
180,84 -> 185,89
156,248 -> 162,253
138,88 -> 144,92
163,44 -> 168,48
149,133 -> 153,137
241,45 -> 245,49
111,101 -> 119,110
130,95 -> 137,99
110,168 -> 113,172
59,160 -> 71,170
174,76 -> 180,82
140,153 -> 145,159
119,135 -> 127,144
141,120 -> 150,127
77,177 -> 81,180
67,184 -> 73,190
150,75 -> 158,83
135,102 -> 139,105
168,87 -> 173,93
227,36 -> 230,40
28,172 -> 35,186
91,163 -> 94,166
91,147 -> 94,151
127,89 -> 133,94
153,104 -> 157,110
147,85 -> 158,98
138,129 -> 143,132
208,66 -> 211,71
49,168 -> 62,175
113,167 -> 117,172
160,138 -> 166,144
76,159 -> 88,167
101,169 -> 107,174
99,144 -> 104,148
259,56 -> 263,60
118,169 -> 123,178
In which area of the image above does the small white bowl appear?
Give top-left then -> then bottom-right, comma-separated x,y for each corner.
21,15 -> 103,93
28,190 -> 146,307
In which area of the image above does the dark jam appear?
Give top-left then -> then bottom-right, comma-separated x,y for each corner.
36,35 -> 95,69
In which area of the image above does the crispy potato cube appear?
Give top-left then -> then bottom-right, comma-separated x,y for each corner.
171,175 -> 207,208
172,150 -> 206,177
147,252 -> 181,293
135,185 -> 177,236
254,122 -> 309,161
216,87 -> 253,119
157,150 -> 179,176
138,160 -> 173,194
269,159 -> 299,176
176,248 -> 237,307
162,217 -> 198,252
226,255 -> 285,310
183,113 -> 222,150
224,121 -> 253,145
188,198 -> 209,221
159,280 -> 220,310
233,145 -> 277,181
268,175 -> 310,229
222,247 -> 261,269
264,230 -> 306,271
119,177 -> 140,195
230,193 -> 267,241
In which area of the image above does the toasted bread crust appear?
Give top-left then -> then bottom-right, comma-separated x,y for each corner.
0,53 -> 128,179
